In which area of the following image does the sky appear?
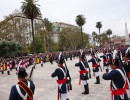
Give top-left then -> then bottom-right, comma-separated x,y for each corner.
0,0 -> 130,36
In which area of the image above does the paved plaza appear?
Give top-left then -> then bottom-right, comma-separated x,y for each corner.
0,54 -> 130,100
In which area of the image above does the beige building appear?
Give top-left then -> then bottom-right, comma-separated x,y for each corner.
110,36 -> 125,46
0,12 -> 43,45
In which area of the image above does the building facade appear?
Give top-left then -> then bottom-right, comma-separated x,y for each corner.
0,12 -> 43,45
52,22 -> 80,43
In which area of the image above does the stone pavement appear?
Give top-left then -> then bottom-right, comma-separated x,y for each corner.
0,54 -> 130,100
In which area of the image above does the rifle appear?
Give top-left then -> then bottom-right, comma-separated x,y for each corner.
64,59 -> 72,90
27,64 -> 36,82
84,55 -> 91,79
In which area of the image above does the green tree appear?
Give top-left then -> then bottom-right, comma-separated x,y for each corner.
75,15 -> 86,48
21,0 -> 41,53
29,29 -> 45,53
96,21 -> 102,34
96,21 -> 102,46
58,27 -> 89,50
106,29 -> 112,46
43,18 -> 53,52
0,40 -> 23,57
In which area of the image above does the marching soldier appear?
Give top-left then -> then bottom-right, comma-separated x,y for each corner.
75,54 -> 89,94
107,49 -> 113,62
123,47 -> 130,82
9,67 -> 35,100
102,57 -> 129,100
88,52 -> 101,84
100,50 -> 109,73
51,53 -> 70,100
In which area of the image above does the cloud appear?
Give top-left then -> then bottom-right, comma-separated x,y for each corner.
0,0 -> 130,36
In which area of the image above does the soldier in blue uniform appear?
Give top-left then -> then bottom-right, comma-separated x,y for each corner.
123,47 -> 130,83
9,68 -> 35,100
100,50 -> 109,73
51,53 -> 70,100
88,52 -> 101,84
107,49 -> 113,61
102,57 -> 129,100
75,54 -> 89,94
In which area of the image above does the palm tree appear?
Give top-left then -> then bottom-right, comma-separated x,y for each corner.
96,21 -> 102,46
92,31 -> 97,47
75,15 -> 86,48
106,29 -> 112,46
96,22 -> 102,34
43,18 -> 53,52
21,0 -> 41,53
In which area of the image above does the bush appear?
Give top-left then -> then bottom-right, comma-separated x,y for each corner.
0,40 -> 23,57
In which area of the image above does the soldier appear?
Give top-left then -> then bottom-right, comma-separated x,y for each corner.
123,47 -> 130,82
51,53 -> 70,100
9,68 -> 35,100
102,58 -> 129,100
75,54 -> 89,94
107,49 -> 113,62
100,50 -> 109,73
88,52 -> 101,84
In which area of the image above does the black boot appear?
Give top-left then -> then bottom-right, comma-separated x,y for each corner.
66,98 -> 69,100
2,71 -> 4,74
82,84 -> 89,94
95,76 -> 100,84
41,64 -> 43,67
7,71 -> 10,75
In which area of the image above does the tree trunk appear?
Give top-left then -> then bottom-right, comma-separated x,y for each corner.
31,19 -> 36,53
44,32 -> 46,51
99,28 -> 101,46
81,26 -> 83,48
109,35 -> 111,46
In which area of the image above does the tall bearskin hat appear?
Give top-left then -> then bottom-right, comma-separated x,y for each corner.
110,49 -> 120,66
57,52 -> 64,64
79,53 -> 85,60
18,68 -> 28,78
79,49 -> 85,60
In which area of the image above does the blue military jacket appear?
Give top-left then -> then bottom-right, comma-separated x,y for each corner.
9,80 -> 35,100
51,66 -> 69,93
